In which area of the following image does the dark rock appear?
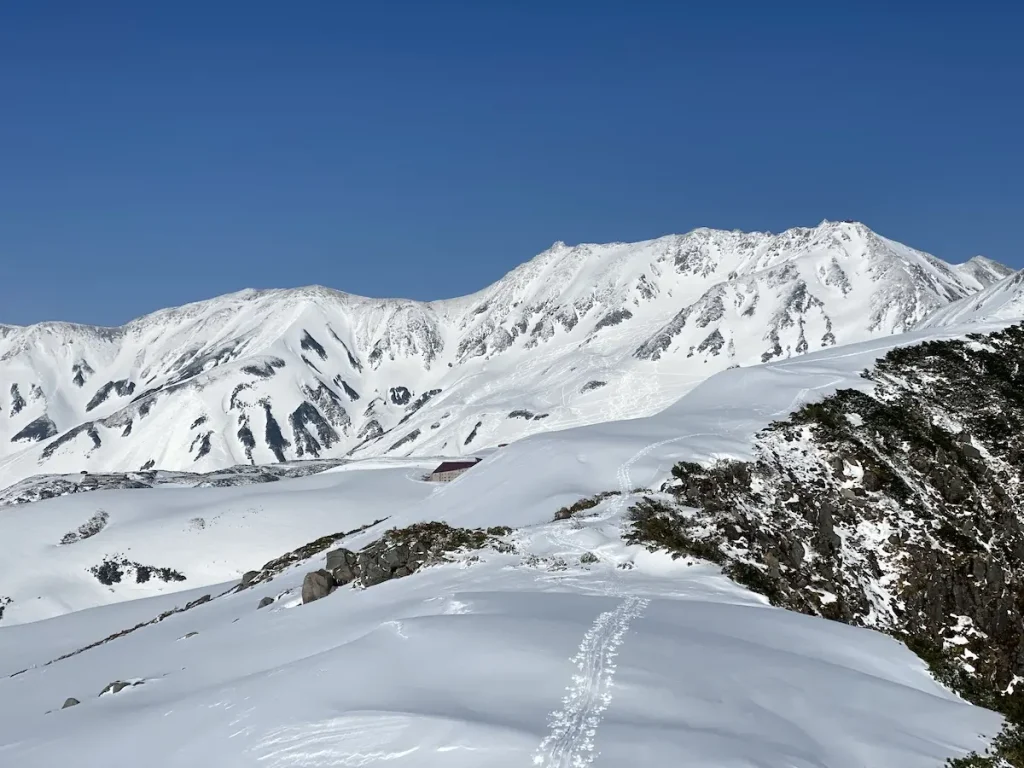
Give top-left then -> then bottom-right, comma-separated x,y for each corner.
358,557 -> 391,587
301,570 -> 336,604
99,680 -> 139,696
815,502 -> 841,554
11,415 -> 58,444
962,443 -> 983,460
862,470 -> 883,492
257,596 -> 274,609
240,570 -> 260,588
62,697 -> 80,709
325,548 -> 359,585
783,539 -> 805,569
388,386 -> 412,406
184,594 -> 211,610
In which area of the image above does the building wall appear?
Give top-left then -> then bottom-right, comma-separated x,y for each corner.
429,468 -> 469,483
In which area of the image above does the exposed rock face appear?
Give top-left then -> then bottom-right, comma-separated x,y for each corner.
0,460 -> 346,508
627,322 -> 1024,722
257,596 -> 274,609
300,570 -> 335,604
10,415 -> 58,443
313,522 -> 513,594
61,698 -> 80,709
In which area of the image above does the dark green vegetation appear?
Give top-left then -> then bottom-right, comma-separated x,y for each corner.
59,510 -> 109,545
90,557 -> 185,586
624,323 -> 1024,766
553,491 -> 620,520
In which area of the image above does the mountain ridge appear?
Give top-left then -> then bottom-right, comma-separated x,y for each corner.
2,220 -> 1011,334
1,220 -> 1019,489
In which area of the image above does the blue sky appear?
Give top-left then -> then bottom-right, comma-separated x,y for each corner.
1,1 -> 1021,326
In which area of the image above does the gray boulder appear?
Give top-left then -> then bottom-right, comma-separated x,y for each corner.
240,570 -> 260,588
257,596 -> 274,609
325,548 -> 359,585
62,697 -> 80,709
301,569 -> 336,604
99,680 -> 140,696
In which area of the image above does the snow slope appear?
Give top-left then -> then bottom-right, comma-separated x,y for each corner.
0,537 -> 1000,768
0,320 -> 1015,766
919,268 -> 1024,328
0,221 -> 1013,489
1,318 -> 1017,625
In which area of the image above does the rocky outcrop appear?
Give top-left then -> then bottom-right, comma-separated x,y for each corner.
59,510 -> 109,545
61,697 -> 80,709
301,570 -> 335,604
99,680 -> 142,696
626,322 -> 1024,732
300,522 -> 513,598
0,460 -> 347,508
236,518 -> 388,591
10,414 -> 58,443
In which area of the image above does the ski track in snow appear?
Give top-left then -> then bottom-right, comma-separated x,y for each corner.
532,595 -> 649,768
533,435 -> 690,767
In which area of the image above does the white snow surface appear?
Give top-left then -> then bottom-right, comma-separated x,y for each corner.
919,268 -> 1024,328
0,221 -> 1015,489
0,321 -> 1011,766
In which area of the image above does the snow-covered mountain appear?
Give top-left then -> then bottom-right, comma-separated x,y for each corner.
0,220 -> 1013,489
3,322 -> 1019,767
919,267 -> 1024,328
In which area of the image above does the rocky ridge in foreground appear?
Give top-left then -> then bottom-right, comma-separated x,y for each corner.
626,323 -> 1024,764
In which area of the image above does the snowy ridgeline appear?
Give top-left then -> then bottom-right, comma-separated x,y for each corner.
2,325 -> 1020,766
1,220 -> 1021,491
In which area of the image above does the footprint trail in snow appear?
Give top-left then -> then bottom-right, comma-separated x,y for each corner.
532,595 -> 649,767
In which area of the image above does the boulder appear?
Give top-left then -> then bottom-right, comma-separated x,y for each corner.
325,548 -> 359,585
61,697 -> 80,709
257,596 -> 274,609
301,569 -> 336,604
240,570 -> 260,588
184,594 -> 211,611
99,680 -> 140,696
862,470 -> 883,492
358,556 -> 391,587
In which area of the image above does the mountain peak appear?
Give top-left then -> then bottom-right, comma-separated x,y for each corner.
0,222 -> 1018,489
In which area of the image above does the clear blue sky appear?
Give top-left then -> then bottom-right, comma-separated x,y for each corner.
2,1 -> 1021,327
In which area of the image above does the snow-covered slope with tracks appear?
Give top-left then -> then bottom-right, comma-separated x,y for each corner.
0,321 -> 1012,767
